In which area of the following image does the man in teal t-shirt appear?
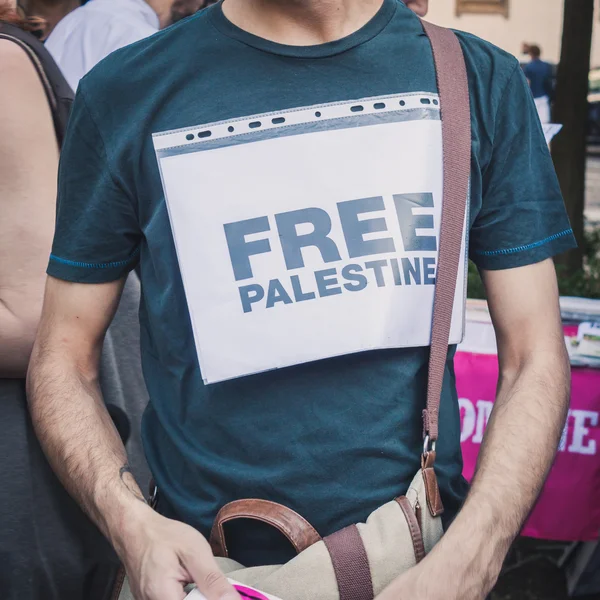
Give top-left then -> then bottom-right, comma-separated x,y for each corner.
29,1 -> 575,599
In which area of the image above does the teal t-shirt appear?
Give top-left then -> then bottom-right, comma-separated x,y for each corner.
48,0 -> 575,564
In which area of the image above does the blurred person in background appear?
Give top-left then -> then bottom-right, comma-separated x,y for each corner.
0,1 -> 148,598
17,0 -> 79,39
524,44 -> 553,124
46,0 -> 185,91
519,41 -> 531,65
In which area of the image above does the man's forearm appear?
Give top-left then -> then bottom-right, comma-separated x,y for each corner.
427,343 -> 570,593
27,339 -> 149,549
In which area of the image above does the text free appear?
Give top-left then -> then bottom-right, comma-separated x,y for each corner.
223,194 -> 438,313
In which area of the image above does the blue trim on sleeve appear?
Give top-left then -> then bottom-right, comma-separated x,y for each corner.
474,229 -> 573,257
49,247 -> 140,269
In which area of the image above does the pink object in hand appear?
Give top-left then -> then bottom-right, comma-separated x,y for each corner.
233,584 -> 271,600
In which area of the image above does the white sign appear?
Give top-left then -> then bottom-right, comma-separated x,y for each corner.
460,398 -> 598,457
543,123 -> 563,144
154,94 -> 467,383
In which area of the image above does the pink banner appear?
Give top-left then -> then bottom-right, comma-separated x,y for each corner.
456,351 -> 600,541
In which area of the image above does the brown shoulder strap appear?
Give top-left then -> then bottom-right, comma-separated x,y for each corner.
324,525 -> 374,600
420,20 -> 471,450
324,24 -> 471,597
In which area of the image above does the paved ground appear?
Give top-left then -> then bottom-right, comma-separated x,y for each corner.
492,540 -> 569,600
491,539 -> 577,600
491,538 -> 600,600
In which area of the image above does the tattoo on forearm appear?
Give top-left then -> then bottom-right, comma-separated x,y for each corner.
119,464 -> 148,504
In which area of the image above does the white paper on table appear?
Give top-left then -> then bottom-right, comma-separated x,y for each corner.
576,322 -> 600,358
543,123 -> 563,144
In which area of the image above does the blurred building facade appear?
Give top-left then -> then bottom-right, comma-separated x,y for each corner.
426,0 -> 600,66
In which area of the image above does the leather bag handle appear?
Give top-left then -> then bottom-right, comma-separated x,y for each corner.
209,499 -> 322,558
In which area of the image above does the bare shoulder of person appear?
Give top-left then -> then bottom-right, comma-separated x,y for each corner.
0,38 -> 38,77
0,38 -> 54,120
0,38 -> 56,159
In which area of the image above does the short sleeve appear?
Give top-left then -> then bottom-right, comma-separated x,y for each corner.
47,82 -> 141,283
469,63 -> 576,270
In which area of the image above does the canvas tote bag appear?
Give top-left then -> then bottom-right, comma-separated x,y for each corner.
115,19 -> 471,600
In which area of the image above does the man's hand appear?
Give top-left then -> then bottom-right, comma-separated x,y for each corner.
116,503 -> 239,600
27,277 -> 240,600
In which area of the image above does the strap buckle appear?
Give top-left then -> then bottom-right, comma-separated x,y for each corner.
423,434 -> 437,456
149,481 -> 158,509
